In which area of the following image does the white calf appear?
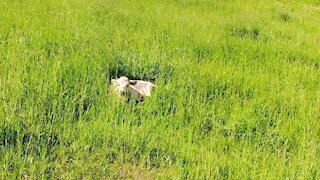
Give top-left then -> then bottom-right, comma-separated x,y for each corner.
111,76 -> 156,101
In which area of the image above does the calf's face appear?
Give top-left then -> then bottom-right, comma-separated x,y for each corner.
111,76 -> 130,95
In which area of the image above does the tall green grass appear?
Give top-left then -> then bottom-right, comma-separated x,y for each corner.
0,0 -> 319,178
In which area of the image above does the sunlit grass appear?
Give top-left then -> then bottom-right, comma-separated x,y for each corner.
0,0 -> 319,178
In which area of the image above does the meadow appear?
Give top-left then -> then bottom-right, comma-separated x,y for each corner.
0,0 -> 319,179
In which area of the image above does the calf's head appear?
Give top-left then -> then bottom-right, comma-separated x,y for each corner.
111,76 -> 130,95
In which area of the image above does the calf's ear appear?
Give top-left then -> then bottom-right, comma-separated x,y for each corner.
111,79 -> 117,84
129,80 -> 137,85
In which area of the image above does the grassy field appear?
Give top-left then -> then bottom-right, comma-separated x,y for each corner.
1,0 -> 320,179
